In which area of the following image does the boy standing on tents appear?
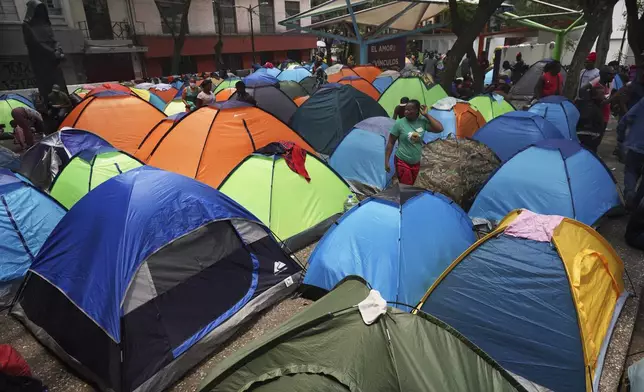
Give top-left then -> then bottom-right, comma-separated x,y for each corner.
385,99 -> 443,185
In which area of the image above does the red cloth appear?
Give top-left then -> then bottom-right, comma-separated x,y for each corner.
541,72 -> 562,97
256,141 -> 310,182
0,345 -> 31,377
395,156 -> 420,185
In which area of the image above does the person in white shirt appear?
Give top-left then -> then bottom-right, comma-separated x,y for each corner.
578,52 -> 600,99
196,79 -> 215,109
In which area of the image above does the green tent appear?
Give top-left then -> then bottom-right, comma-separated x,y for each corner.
50,147 -> 143,208
377,77 -> 447,117
469,94 -> 516,122
1,94 -> 33,133
199,277 -> 536,392
219,151 -> 351,251
213,78 -> 241,95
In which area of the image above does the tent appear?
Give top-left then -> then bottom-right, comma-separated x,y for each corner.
149,85 -> 179,103
163,99 -> 185,116
86,83 -> 132,95
378,77 -> 447,117
425,97 -> 486,142
59,91 -> 165,154
304,185 -> 475,305
215,88 -> 236,101
528,95 -> 580,140
130,88 -> 166,111
19,129 -> 112,190
12,166 -> 302,392
338,76 -> 381,100
230,84 -> 297,124
469,139 -> 622,226
298,76 -> 318,95
277,67 -> 312,83
138,102 -> 314,188
0,94 -> 33,132
219,150 -> 351,251
484,69 -> 494,86
293,95 -> 309,106
133,113 -> 185,160
472,111 -> 563,161
50,146 -> 143,208
71,86 -> 92,99
0,169 -> 65,307
373,70 -> 400,93
290,84 -> 388,155
213,78 -> 241,95
326,65 -> 358,83
352,64 -> 382,83
0,146 -> 19,170
417,138 -> 500,209
468,94 -> 516,122
254,67 -> 281,77
418,209 -> 627,392
278,80 -> 308,100
510,59 -> 567,101
329,116 -> 396,195
199,276 -> 536,392
243,73 -> 279,87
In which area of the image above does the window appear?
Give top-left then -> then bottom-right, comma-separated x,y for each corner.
259,0 -> 274,33
157,0 -> 188,35
284,1 -> 300,27
213,0 -> 237,34
0,0 -> 19,21
44,0 -> 63,16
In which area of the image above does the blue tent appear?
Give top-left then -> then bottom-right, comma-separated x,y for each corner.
254,67 -> 281,78
290,84 -> 388,155
12,166 -> 302,392
0,169 -> 65,307
469,139 -> 622,225
528,95 -> 580,140
304,185 -> 475,305
473,111 -> 563,161
243,72 -> 279,87
0,146 -> 19,170
484,69 -> 493,86
277,67 -> 312,83
372,71 -> 400,93
329,117 -> 396,195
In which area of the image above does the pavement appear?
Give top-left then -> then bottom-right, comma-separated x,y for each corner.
0,125 -> 642,391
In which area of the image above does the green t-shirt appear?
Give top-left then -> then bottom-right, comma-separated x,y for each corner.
390,116 -> 429,164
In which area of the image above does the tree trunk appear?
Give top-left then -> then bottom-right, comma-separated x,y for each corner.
214,1 -> 225,71
625,0 -> 644,78
171,0 -> 192,75
468,47 -> 485,93
595,4 -> 614,66
441,0 -> 505,94
562,1 -> 617,99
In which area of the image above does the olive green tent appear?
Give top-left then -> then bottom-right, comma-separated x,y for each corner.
49,147 -> 143,208
469,94 -> 516,122
377,77 -> 447,117
219,150 -> 351,251
213,78 -> 241,95
199,277 -> 538,392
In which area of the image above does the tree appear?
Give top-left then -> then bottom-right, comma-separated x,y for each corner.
562,0 -> 618,99
213,1 -> 225,72
624,0 -> 644,74
595,4 -> 614,65
155,0 -> 193,75
441,0 -> 506,94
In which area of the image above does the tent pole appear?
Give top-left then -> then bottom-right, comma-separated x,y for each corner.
360,43 -> 368,65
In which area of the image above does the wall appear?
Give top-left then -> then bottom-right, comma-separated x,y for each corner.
133,0 -> 164,34
188,0 -> 216,34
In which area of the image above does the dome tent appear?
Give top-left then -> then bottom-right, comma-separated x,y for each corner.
0,169 -> 65,307
289,84 -> 388,155
304,185 -> 475,306
278,80 -> 308,100
276,67 -> 311,83
133,113 -> 185,160
0,93 -> 33,132
199,276 -> 538,392
373,70 -> 400,93
469,94 -> 516,122
213,78 -> 241,95
378,77 -> 447,117
293,95 -> 309,106
19,129 -> 112,190
49,146 -> 143,209
352,64 -> 382,83
510,59 -> 567,101
254,67 -> 281,77
130,88 -> 166,111
326,65 -> 358,83
469,139 -> 622,226
229,83 -> 297,124
149,85 -> 179,103
12,166 -> 302,392
418,209 -> 627,392
298,76 -> 318,94
528,95 -> 580,140
59,91 -> 165,154
472,111 -> 563,161
425,97 -> 486,142
329,116 -> 396,195
219,149 -> 352,251
137,102 -> 314,189
338,75 -> 381,100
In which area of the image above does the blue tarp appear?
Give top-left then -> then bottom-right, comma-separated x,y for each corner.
29,166 -> 259,342
473,111 -> 564,161
469,139 -> 621,225
421,234 -> 586,392
277,68 -> 311,83
528,95 -> 580,140
304,188 -> 475,305
329,117 -> 396,194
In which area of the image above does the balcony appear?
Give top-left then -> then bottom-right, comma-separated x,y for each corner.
78,21 -> 146,41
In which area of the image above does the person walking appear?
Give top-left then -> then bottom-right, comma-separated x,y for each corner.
384,99 -> 444,185
534,60 -> 563,99
578,52 -> 600,99
577,85 -> 609,152
617,97 -> 644,210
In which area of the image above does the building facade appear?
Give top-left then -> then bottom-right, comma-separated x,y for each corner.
0,0 -> 315,88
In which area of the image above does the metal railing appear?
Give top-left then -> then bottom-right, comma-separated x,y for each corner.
78,21 -> 145,40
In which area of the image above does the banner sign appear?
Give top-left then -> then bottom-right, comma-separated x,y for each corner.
367,37 -> 406,69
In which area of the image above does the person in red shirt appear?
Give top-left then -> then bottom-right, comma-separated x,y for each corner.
534,60 -> 563,99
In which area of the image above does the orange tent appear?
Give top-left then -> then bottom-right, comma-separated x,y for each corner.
59,91 -> 166,153
86,83 -> 132,96
137,101 -> 315,188
149,86 -> 179,103
293,95 -> 309,106
327,67 -> 359,83
215,88 -> 236,101
430,99 -> 487,139
352,65 -> 381,83
134,113 -> 186,160
338,76 -> 380,100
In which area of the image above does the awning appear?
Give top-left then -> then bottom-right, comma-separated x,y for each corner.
84,44 -> 148,54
